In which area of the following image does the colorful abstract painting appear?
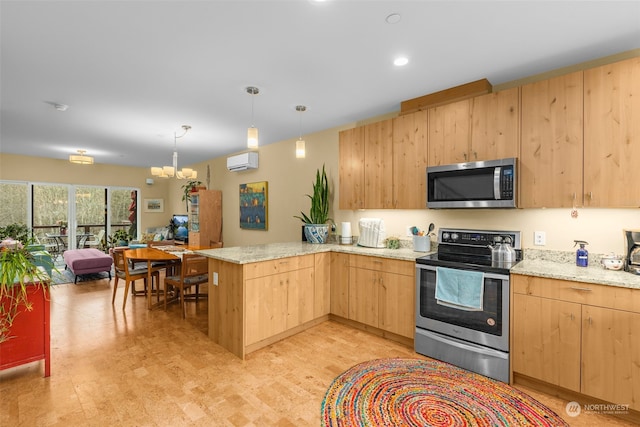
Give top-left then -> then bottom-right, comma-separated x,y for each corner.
239,181 -> 268,230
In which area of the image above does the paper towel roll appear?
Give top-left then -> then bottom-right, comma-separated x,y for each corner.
341,222 -> 352,244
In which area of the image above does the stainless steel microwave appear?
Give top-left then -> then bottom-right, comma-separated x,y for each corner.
426,158 -> 517,209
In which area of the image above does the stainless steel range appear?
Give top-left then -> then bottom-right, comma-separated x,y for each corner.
415,228 -> 521,383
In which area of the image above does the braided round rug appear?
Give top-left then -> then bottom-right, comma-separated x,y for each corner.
321,358 -> 569,427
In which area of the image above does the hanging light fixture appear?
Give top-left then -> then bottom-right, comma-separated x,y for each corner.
246,86 -> 259,149
69,149 -> 94,165
295,105 -> 306,158
150,125 -> 197,179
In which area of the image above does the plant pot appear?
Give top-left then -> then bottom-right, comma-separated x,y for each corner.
304,224 -> 329,244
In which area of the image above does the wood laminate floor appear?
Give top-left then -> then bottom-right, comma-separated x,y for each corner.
0,277 -> 636,426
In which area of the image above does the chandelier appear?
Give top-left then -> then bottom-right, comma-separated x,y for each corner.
150,125 -> 197,179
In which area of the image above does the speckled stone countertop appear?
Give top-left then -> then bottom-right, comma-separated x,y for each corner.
195,241 -> 432,264
511,249 -> 640,290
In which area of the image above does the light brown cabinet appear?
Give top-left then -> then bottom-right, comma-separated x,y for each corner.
392,110 -> 429,209
347,255 -> 415,338
338,120 -> 394,209
330,252 -> 349,318
512,292 -> 581,391
584,56 -> 640,207
364,119 -> 394,208
338,126 -> 365,209
188,189 -> 222,247
245,256 -> 315,346
512,274 -> 640,411
520,71 -> 583,208
428,88 -> 519,167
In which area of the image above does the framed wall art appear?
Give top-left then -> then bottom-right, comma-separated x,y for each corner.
239,181 -> 268,230
143,198 -> 164,213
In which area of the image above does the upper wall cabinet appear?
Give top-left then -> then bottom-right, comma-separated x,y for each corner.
520,71 -> 583,208
339,120 -> 395,209
364,119 -> 394,209
470,87 -> 520,162
428,88 -> 519,166
584,57 -> 640,208
392,110 -> 429,209
339,127 -> 365,210
428,98 -> 471,165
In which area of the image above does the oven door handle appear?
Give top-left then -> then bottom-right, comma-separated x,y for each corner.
416,263 -> 509,281
421,329 -> 508,359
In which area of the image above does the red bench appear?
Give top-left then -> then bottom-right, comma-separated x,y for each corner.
63,249 -> 113,284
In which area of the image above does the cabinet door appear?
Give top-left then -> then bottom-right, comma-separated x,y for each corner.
470,88 -> 519,162
512,293 -> 581,392
582,305 -> 640,410
330,253 -> 349,318
363,119 -> 394,209
348,267 -> 379,328
314,253 -> 330,318
428,99 -> 471,166
339,127 -> 365,209
245,273 -> 288,345
584,57 -> 640,207
378,271 -> 414,338
287,268 -> 315,329
392,110 -> 428,209
520,72 -> 583,208
199,190 -> 222,246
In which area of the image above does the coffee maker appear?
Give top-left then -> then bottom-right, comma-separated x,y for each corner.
624,230 -> 640,274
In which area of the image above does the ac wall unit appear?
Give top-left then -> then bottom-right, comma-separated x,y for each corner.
226,152 -> 259,172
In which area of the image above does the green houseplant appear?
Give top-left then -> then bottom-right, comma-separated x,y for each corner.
108,229 -> 131,248
0,238 -> 50,344
181,180 -> 203,212
294,165 -> 332,243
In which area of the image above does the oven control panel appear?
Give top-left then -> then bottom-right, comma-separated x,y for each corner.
439,228 -> 521,249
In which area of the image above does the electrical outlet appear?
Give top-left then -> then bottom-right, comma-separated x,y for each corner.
213,272 -> 219,286
534,231 -> 546,246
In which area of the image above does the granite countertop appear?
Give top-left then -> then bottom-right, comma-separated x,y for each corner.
195,241 -> 431,264
511,249 -> 640,290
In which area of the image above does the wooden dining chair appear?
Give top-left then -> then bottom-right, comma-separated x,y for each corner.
111,248 -> 160,310
164,254 -> 208,318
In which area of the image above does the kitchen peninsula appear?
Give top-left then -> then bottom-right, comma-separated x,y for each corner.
196,242 -> 425,359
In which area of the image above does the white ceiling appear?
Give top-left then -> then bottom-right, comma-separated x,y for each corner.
1,0 -> 639,169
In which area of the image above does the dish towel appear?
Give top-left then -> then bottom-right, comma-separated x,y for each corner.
435,267 -> 485,311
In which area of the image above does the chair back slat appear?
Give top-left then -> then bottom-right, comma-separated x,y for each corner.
181,254 -> 208,278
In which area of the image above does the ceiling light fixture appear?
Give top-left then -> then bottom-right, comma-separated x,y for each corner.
394,57 -> 409,66
150,125 -> 197,179
69,149 -> 94,165
246,86 -> 259,149
54,103 -> 69,111
295,105 -> 306,159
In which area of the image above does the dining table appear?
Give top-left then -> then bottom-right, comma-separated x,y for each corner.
124,245 -> 207,310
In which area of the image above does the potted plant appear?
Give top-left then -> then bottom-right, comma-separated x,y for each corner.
0,234 -> 51,376
181,180 -> 203,212
294,164 -> 332,243
56,220 -> 68,235
108,229 -> 131,248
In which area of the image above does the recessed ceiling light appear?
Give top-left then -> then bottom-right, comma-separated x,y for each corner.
394,57 -> 409,67
386,13 -> 401,24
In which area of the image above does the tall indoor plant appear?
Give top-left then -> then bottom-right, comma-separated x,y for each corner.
295,165 -> 332,243
0,237 -> 50,344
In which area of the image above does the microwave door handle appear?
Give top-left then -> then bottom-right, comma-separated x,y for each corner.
494,167 -> 501,200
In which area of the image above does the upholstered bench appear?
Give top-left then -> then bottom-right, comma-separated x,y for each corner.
63,249 -> 113,284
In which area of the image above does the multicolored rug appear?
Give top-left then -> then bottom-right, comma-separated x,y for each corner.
321,358 -> 569,426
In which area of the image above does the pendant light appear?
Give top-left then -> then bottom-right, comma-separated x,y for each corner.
295,105 -> 306,158
150,125 -> 197,179
69,149 -> 94,165
246,86 -> 259,149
